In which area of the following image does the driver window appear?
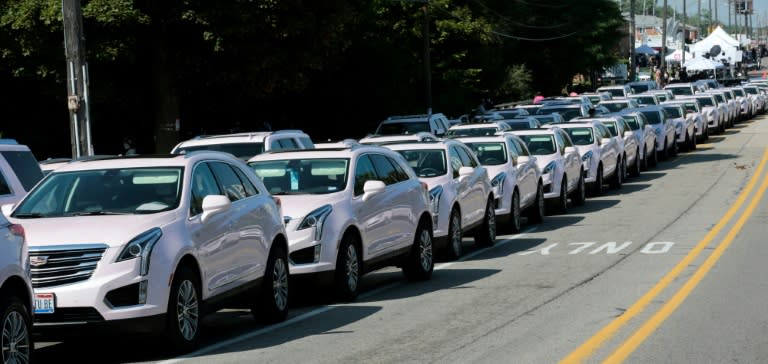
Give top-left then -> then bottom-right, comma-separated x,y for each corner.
354,154 -> 378,197
190,163 -> 222,216
448,147 -> 462,178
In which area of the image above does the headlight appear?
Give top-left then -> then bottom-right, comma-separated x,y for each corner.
581,150 -> 593,162
429,186 -> 443,214
116,228 -> 162,276
490,172 -> 506,197
297,204 -> 333,241
543,161 -> 556,174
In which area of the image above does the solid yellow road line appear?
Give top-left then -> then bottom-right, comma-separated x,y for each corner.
604,160 -> 768,363
560,147 -> 768,364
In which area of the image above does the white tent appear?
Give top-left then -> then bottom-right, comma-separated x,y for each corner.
683,57 -> 724,71
665,49 -> 693,63
690,26 -> 742,63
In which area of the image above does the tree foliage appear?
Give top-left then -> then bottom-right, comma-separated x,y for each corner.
0,0 -> 624,156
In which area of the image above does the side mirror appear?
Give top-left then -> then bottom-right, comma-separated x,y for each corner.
601,138 -> 612,146
517,155 -> 530,165
458,166 -> 474,181
564,146 -> 577,155
1,204 -> 14,217
362,180 -> 386,202
201,195 -> 231,223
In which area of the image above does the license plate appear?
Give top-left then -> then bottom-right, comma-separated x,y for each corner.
34,293 -> 55,314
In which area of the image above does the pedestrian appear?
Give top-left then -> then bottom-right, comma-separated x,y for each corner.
122,137 -> 137,155
533,91 -> 545,104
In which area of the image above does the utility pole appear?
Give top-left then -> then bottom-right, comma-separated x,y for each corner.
715,0 -> 718,26
62,0 -> 92,158
683,0 -> 687,66
661,0 -> 668,73
630,0 -> 637,81
709,0 -> 712,32
422,2 -> 432,118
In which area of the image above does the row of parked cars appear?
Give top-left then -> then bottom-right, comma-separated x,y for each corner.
0,78 -> 766,362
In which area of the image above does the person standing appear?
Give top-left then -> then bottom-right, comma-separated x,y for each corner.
123,137 -> 137,155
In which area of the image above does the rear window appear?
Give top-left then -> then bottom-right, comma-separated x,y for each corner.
640,110 -> 662,124
662,106 -> 682,118
1,150 -> 44,191
175,143 -> 265,160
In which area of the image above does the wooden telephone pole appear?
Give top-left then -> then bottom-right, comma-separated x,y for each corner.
62,0 -> 93,158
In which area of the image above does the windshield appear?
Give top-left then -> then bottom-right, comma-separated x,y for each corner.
599,88 -> 625,98
640,110 -> 662,124
519,135 -> 556,155
712,94 -> 725,103
733,89 -> 745,97
667,86 -> 693,96
13,168 -> 183,217
446,127 -> 499,137
663,106 -> 682,118
600,102 -> 626,112
397,149 -> 447,177
532,115 -> 559,125
697,97 -> 714,107
176,143 -> 264,160
634,96 -> 657,105
629,84 -> 649,93
503,120 -> 535,130
377,121 -> 429,135
537,107 -> 582,120
564,127 -> 595,145
744,87 -> 758,95
250,158 -> 349,195
602,122 -> 618,136
623,116 -> 640,130
465,142 -> 508,165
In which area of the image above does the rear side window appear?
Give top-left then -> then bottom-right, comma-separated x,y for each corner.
0,171 -> 10,195
0,150 -> 44,191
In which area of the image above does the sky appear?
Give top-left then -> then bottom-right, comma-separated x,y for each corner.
665,0 -> 768,25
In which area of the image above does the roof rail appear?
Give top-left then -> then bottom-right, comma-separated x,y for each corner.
0,138 -> 19,145
386,114 -> 429,120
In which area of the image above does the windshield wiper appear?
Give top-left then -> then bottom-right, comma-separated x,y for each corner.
271,191 -> 304,195
65,211 -> 128,216
12,213 -> 46,218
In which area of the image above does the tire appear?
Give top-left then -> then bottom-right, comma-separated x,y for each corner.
444,208 -> 463,260
252,244 -> 289,324
166,267 -> 202,353
474,198 -> 497,247
681,132 -> 690,152
402,219 -> 434,281
590,164 -> 604,196
334,235 -> 362,302
661,139 -> 669,160
525,182 -> 545,224
649,143 -> 659,167
571,173 -> 586,206
548,177 -> 568,215
641,149 -> 649,171
610,159 -> 623,189
1,296 -> 32,364
509,190 -> 522,233
670,137 -> 678,157
630,148 -> 641,177
689,130 -> 697,151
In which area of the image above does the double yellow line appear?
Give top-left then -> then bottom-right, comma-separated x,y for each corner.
561,147 -> 768,364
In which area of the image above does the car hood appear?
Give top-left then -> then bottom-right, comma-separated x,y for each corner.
277,193 -> 346,224
14,212 -> 179,248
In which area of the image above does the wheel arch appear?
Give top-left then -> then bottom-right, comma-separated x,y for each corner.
0,276 -> 31,312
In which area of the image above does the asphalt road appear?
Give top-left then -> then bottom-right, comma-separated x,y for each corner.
34,112 -> 768,364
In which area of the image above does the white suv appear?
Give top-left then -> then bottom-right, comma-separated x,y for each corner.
0,213 -> 32,363
0,139 -> 45,207
375,113 -> 451,137
385,140 -> 496,260
171,129 -> 315,160
511,128 -> 586,215
7,152 -> 290,352
248,145 -> 434,301
457,134 -> 545,233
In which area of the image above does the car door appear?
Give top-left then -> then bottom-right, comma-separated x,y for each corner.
187,162 -> 242,294
368,153 -> 417,252
352,154 -> 393,259
508,136 -> 537,207
554,129 -> 581,192
451,145 -> 486,226
594,123 -> 618,176
619,119 -> 638,163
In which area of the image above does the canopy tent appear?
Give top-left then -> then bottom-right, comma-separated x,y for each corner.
634,44 -> 658,54
665,49 -> 693,63
683,57 -> 725,71
690,26 -> 742,63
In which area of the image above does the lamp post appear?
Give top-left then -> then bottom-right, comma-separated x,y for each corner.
661,0 -> 668,74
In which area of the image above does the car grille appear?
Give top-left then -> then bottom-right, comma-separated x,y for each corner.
29,244 -> 109,288
34,307 -> 104,324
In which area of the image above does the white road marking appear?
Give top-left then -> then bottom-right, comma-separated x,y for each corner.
159,227 -> 537,363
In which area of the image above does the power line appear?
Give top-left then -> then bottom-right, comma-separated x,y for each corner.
432,6 -> 579,41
